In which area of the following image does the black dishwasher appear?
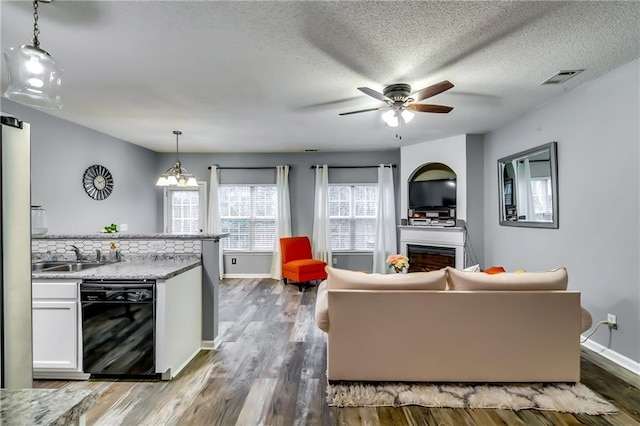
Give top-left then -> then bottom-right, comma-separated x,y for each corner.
80,280 -> 159,378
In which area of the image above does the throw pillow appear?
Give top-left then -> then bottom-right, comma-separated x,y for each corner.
326,266 -> 447,290
446,266 -> 568,291
484,266 -> 506,274
463,264 -> 480,272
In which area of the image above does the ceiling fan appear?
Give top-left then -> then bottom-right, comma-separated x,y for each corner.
339,80 -> 454,127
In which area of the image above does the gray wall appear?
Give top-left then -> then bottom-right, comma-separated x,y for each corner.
157,150 -> 401,274
482,59 -> 640,363
2,100 -> 159,234
465,135 -> 485,267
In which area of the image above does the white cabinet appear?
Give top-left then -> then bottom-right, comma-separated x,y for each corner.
156,266 -> 202,379
32,280 -> 86,379
33,300 -> 78,370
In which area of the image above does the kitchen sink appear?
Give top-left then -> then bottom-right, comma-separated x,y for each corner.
32,261 -> 68,271
32,261 -> 109,272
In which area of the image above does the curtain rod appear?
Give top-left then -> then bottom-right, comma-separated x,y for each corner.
207,166 -> 290,170
309,164 -> 396,169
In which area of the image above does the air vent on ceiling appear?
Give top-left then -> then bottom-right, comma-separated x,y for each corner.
541,69 -> 585,85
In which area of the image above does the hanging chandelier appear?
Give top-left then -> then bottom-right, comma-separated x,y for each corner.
156,131 -> 198,187
3,0 -> 63,109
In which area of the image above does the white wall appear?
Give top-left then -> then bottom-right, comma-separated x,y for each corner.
2,100 -> 159,234
400,134 -> 468,221
483,59 -> 640,363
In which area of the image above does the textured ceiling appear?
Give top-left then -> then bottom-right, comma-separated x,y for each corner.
1,1 -> 639,153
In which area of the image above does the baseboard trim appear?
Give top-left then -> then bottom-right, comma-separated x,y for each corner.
581,338 -> 640,375
223,273 -> 273,279
171,348 -> 202,379
33,371 -> 90,380
201,340 -> 215,349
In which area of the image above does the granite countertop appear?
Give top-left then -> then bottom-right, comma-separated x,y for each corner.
32,256 -> 202,280
0,389 -> 96,426
32,233 -> 229,241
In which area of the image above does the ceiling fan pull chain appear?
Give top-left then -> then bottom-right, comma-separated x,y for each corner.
32,0 -> 40,48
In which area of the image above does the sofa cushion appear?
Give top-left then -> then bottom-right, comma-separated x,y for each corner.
326,266 -> 447,290
446,266 -> 568,291
283,259 -> 326,274
315,280 -> 329,332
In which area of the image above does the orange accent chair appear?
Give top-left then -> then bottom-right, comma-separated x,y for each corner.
280,236 -> 327,291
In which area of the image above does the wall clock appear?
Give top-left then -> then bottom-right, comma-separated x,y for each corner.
83,164 -> 114,201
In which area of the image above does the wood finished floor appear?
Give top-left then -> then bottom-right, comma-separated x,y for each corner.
36,278 -> 640,425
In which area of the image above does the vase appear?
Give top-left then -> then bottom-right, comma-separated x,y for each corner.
393,267 -> 406,274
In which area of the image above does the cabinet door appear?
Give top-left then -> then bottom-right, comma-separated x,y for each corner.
32,300 -> 78,370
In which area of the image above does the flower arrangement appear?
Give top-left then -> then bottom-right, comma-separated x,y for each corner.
386,254 -> 409,274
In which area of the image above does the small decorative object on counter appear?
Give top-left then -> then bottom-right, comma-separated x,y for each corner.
31,206 -> 48,236
109,242 -> 117,261
386,254 -> 409,274
101,223 -> 118,233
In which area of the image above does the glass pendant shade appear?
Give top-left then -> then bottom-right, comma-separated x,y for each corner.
166,175 -> 178,186
4,44 -> 63,109
382,109 -> 399,127
155,176 -> 169,186
401,109 -> 415,123
186,176 -> 198,187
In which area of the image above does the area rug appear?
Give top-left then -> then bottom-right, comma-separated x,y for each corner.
326,382 -> 617,415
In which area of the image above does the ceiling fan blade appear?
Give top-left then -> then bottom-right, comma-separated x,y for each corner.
339,106 -> 388,116
357,87 -> 391,102
406,104 -> 454,113
411,80 -> 454,102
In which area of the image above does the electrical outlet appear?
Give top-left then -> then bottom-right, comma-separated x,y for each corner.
120,223 -> 128,231
332,257 -> 337,265
607,313 -> 618,330
231,258 -> 237,265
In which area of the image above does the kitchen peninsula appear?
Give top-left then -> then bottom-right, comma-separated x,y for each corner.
31,233 -> 227,380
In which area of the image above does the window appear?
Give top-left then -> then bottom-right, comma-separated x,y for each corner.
164,183 -> 207,234
219,185 -> 276,251
329,184 -> 377,251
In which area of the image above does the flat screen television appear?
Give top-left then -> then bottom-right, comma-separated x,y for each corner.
409,178 -> 457,209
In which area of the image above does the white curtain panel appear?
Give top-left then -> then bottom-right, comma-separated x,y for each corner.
270,165 -> 292,279
513,159 -> 536,220
312,164 -> 332,263
372,164 -> 398,274
206,165 -> 224,280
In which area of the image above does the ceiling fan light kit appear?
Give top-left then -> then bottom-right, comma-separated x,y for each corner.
3,0 -> 63,109
340,80 -> 454,127
156,131 -> 198,188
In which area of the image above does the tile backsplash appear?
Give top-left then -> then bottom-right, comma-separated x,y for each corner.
33,238 -> 202,259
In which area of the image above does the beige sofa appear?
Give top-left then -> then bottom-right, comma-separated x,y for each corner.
315,266 -> 582,383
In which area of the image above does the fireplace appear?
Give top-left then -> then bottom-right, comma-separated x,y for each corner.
408,244 -> 456,272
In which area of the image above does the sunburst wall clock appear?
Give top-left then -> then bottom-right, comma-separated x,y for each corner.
83,164 -> 114,200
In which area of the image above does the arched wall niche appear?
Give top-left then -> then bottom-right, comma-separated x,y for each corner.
408,162 -> 458,217
410,162 -> 457,181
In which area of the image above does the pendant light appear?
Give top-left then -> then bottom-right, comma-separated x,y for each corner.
3,0 -> 63,109
156,131 -> 198,187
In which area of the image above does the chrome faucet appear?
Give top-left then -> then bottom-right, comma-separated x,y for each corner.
69,245 -> 83,261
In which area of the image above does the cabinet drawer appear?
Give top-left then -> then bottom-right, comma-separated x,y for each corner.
33,281 -> 78,299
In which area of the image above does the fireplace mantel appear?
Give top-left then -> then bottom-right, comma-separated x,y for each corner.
398,225 -> 466,269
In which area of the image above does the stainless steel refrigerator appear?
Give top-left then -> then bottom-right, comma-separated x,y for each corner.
0,115 -> 32,388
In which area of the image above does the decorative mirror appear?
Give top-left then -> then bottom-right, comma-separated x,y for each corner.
497,142 -> 558,228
